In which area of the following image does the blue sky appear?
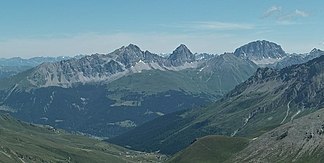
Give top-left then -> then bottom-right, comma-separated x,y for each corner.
0,0 -> 323,58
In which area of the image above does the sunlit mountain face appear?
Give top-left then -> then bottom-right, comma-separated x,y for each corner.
1,1 -> 323,163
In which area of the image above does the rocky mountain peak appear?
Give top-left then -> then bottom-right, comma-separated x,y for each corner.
115,44 -> 143,55
125,44 -> 142,51
174,44 -> 191,53
109,44 -> 146,67
167,44 -> 195,66
310,48 -> 323,54
234,40 -> 286,62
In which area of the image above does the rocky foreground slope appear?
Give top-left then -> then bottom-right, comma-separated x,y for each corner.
230,107 -> 324,163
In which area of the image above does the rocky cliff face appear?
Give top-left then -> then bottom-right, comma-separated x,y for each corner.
108,44 -> 165,68
234,40 -> 287,65
166,44 -> 196,67
28,56 -> 125,87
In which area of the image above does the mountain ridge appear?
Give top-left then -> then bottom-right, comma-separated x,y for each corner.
7,44 -> 205,89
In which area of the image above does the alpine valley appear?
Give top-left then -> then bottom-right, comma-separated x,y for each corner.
0,40 -> 323,163
109,42 -> 324,157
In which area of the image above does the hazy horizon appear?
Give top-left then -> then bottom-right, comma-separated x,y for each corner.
1,0 -> 324,58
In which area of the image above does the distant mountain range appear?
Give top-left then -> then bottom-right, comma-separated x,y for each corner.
272,48 -> 324,69
1,40 -> 322,81
0,56 -> 76,67
0,43 -> 258,138
0,40 -> 323,162
0,56 -> 80,79
23,44 -> 203,88
0,40 -> 323,143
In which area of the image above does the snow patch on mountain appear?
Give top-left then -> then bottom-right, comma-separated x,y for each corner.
164,61 -> 199,71
251,57 -> 283,65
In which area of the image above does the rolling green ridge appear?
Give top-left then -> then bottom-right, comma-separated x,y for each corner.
0,113 -> 165,163
168,135 -> 249,163
107,69 -> 220,96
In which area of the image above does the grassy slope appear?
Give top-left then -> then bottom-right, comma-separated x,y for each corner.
107,69 -> 224,96
168,135 -> 249,163
0,113 -> 164,163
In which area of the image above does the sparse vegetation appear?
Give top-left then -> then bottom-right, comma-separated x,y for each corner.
168,135 -> 249,163
0,113 -> 166,163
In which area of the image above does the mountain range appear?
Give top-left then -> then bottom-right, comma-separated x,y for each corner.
0,43 -> 258,138
272,48 -> 324,69
0,40 -> 323,162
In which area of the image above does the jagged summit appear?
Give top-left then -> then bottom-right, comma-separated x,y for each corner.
170,44 -> 194,59
310,48 -> 323,54
167,44 -> 195,66
123,44 -> 142,52
174,44 -> 192,53
113,44 -> 143,56
234,40 -> 286,64
111,44 -> 147,67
